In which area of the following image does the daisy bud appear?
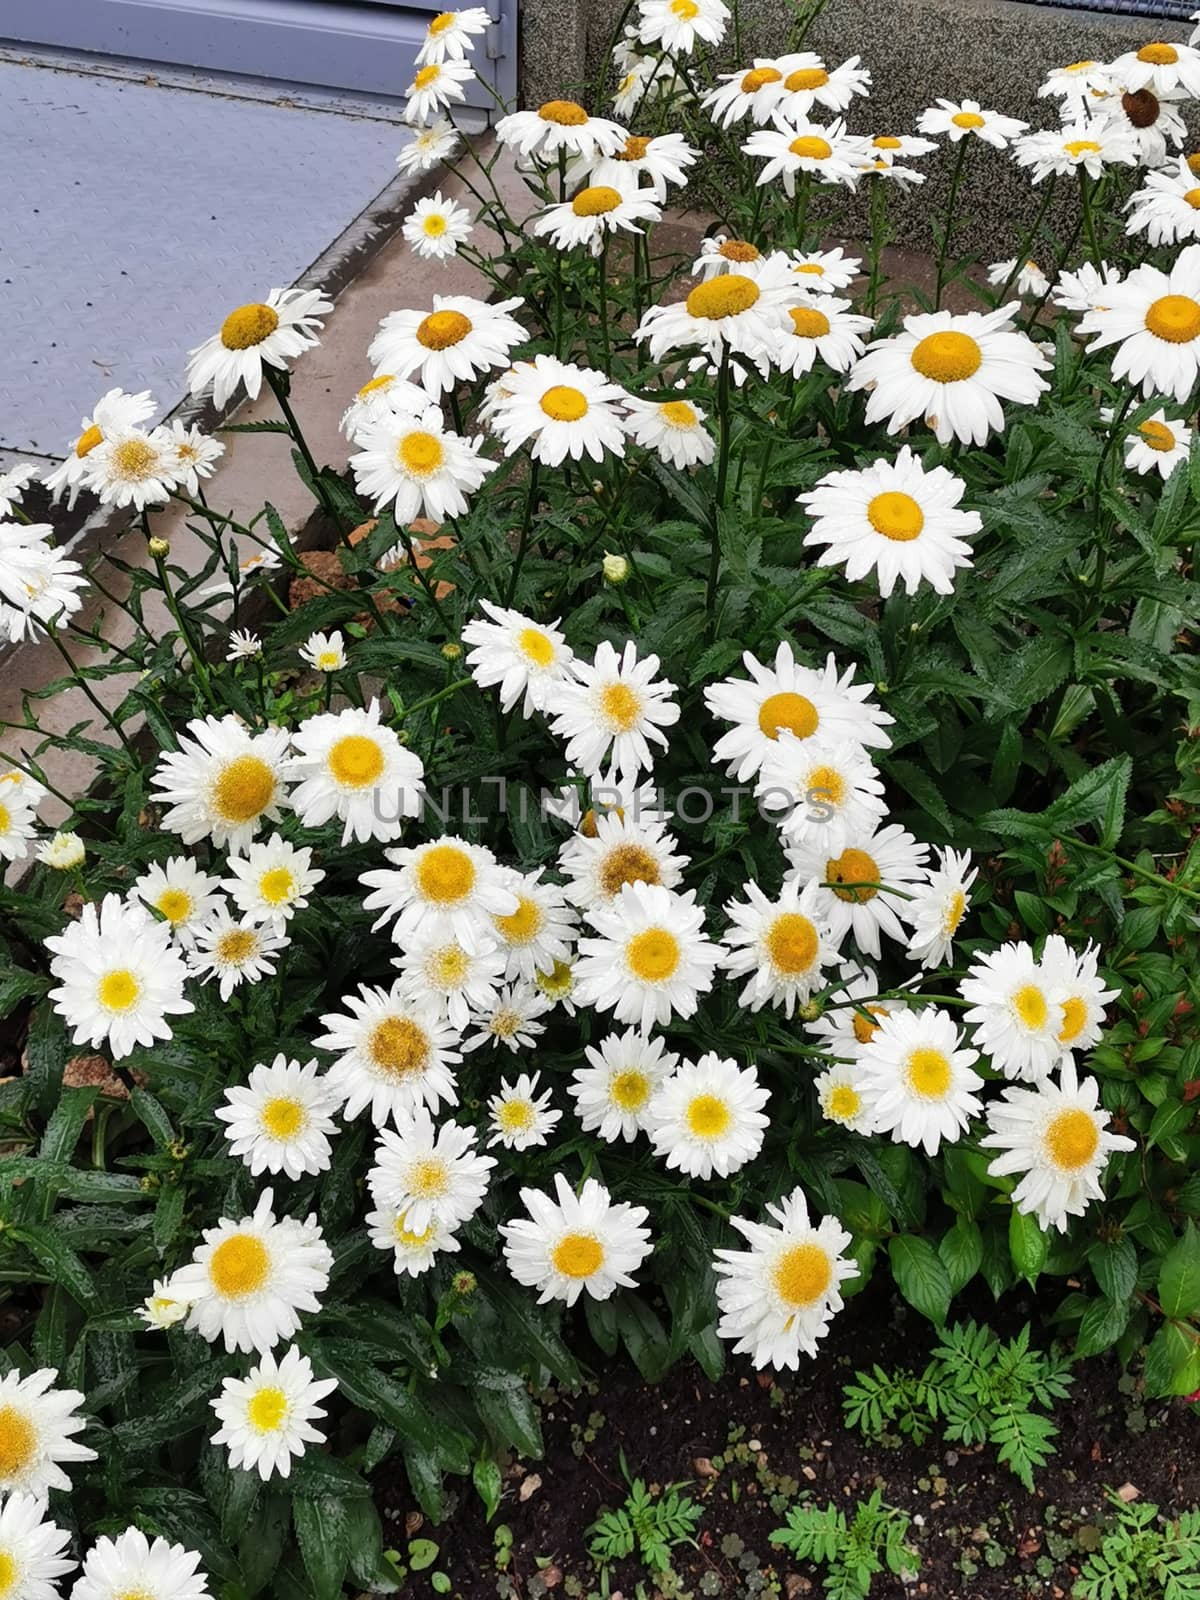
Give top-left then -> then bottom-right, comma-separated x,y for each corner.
451,1270 -> 478,1297
602,552 -> 629,584
148,536 -> 170,557
442,642 -> 462,659
38,831 -> 86,870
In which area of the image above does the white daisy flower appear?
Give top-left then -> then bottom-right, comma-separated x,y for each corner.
981,1061 -> 1135,1233
917,98 -> 1027,148
719,877 -> 840,1017
636,252 -> 801,366
546,771 -> 671,832
788,245 -> 862,293
198,545 -> 282,600
1127,154 -> 1200,248
692,235 -> 769,277
496,100 -> 627,162
160,419 -> 225,495
1012,121 -> 1137,186
360,836 -> 517,952
462,599 -> 574,716
366,1203 -> 460,1276
0,1495 -> 75,1600
187,287 -> 331,408
226,629 -> 263,661
214,1055 -> 339,1179
847,304 -> 1052,447
286,700 -> 425,845
396,118 -> 460,174
210,1344 -> 337,1481
857,1006 -> 983,1156
550,639 -> 679,783
1038,935 -> 1118,1064
368,1109 -> 496,1233
558,809 -> 686,910
622,395 -> 715,469
534,957 -> 579,1012
636,0 -> 728,55
1111,39 -> 1200,100
45,894 -> 193,1061
903,847 -> 976,968
222,834 -> 324,931
487,1071 -> 561,1149
701,63 -> 788,129
574,131 -> 698,202
138,1278 -> 195,1330
531,184 -> 662,255
35,831 -> 85,871
786,821 -> 930,961
298,630 -> 347,674
704,642 -> 893,783
501,1173 -> 652,1306
741,117 -> 861,198
774,294 -> 873,377
370,294 -> 525,399
0,532 -> 87,644
488,353 -> 629,466
189,910 -> 285,1001
959,940 -> 1065,1083
393,929 -> 507,1030
463,983 -> 551,1052
490,866 -> 579,982
1037,59 -> 1113,112
0,463 -> 39,520
569,1029 -> 678,1142
130,855 -> 224,948
0,1370 -> 95,1500
404,58 -> 475,124
772,52 -> 872,120
1052,260 -> 1123,315
860,132 -> 937,161
756,731 -> 887,853
351,403 -> 497,523
647,1053 -> 769,1179
44,387 -> 156,508
403,191 -> 474,260
814,1060 -> 875,1134
0,782 -> 37,864
339,372 -> 433,441
713,1187 -> 857,1369
71,1530 -> 209,1600
1092,81 -> 1187,168
314,981 -> 460,1125
416,6 -> 491,64
150,714 -> 290,852
166,1189 -> 331,1354
1110,405 -> 1192,478
986,258 -> 1051,299
799,444 -> 980,598
575,881 -> 720,1031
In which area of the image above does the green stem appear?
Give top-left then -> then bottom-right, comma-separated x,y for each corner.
997,174 -> 1056,304
934,137 -> 970,310
44,624 -> 136,754
597,236 -> 611,371
266,368 -> 341,529
705,348 -> 732,634
506,460 -> 541,607
152,555 -> 216,705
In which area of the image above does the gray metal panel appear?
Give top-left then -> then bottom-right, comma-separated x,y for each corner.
0,0 -> 516,109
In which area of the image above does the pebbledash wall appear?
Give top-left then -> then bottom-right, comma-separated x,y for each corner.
522,0 -> 1200,259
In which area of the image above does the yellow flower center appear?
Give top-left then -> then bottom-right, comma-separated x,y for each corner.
422,214 -> 448,237
687,1093 -> 732,1138
327,733 -> 385,789
1189,152 -> 1200,176
1058,995 -> 1088,1044
517,626 -> 556,665
209,1233 -> 270,1298
538,99 -> 588,126
497,1098 -> 535,1132
369,1017 -> 430,1078
394,1212 -> 435,1248
540,384 -> 589,422
807,764 -> 847,807
789,305 -> 832,339
0,1552 -> 17,1596
671,0 -> 700,16
766,912 -> 819,976
75,423 -> 103,458
867,490 -> 925,542
413,64 -> 441,88
1138,41 -> 1179,65
905,1047 -> 952,1098
873,135 -> 902,149
826,847 -> 880,904
758,690 -> 819,741
911,330 -> 983,382
359,373 -> 396,399
247,1386 -> 288,1432
599,680 -> 642,731
1064,59 -> 1096,72
660,399 -> 698,426
552,1233 -> 604,1277
853,1006 -> 887,1044
1063,139 -> 1102,158
261,1096 -> 305,1139
536,959 -> 574,998
212,754 -> 276,824
220,303 -> 280,350
718,239 -> 761,262
571,184 -> 623,216
1013,983 -> 1049,1030
408,1157 -> 450,1198
259,866 -> 296,906
951,110 -> 986,129
98,968 -> 140,1012
786,67 -> 830,91
599,842 -> 662,898
495,894 -> 544,944
772,1242 -> 832,1305
1140,419 -> 1177,451
429,11 -> 456,34
429,944 -> 470,986
217,929 -> 258,965
618,134 -> 652,160
827,1083 -> 862,1120
1145,294 -> 1200,343
417,843 -> 476,904
795,262 -> 825,276
789,135 -> 833,160
156,887 -> 193,924
741,67 -> 782,92
686,274 -> 761,320
611,1069 -> 651,1110
489,1007 -> 523,1039
942,888 -> 967,936
417,309 -> 472,350
626,927 -> 681,983
0,1407 -> 36,1481
1185,188 -> 1200,211
1045,1107 -> 1100,1170
112,437 -> 158,480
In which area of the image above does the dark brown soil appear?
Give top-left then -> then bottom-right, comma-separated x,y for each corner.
375,1280 -> 1200,1600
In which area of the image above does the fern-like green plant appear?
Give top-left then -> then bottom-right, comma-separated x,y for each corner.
1074,1494 -> 1200,1600
586,1457 -> 703,1576
842,1320 -> 1074,1489
769,1489 -> 916,1600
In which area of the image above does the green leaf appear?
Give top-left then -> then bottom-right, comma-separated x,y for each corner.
473,1456 -> 503,1522
1143,1320 -> 1200,1398
938,1217 -> 983,1295
8,1223 -> 98,1308
304,1345 -> 439,1454
293,1495 -> 350,1600
1159,1223 -> 1200,1319
1075,1297 -> 1131,1358
614,1292 -> 672,1382
472,1369 -> 543,1459
1089,1237 -> 1137,1305
476,1272 -> 581,1386
889,1236 -> 951,1325
1009,1208 -> 1050,1287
